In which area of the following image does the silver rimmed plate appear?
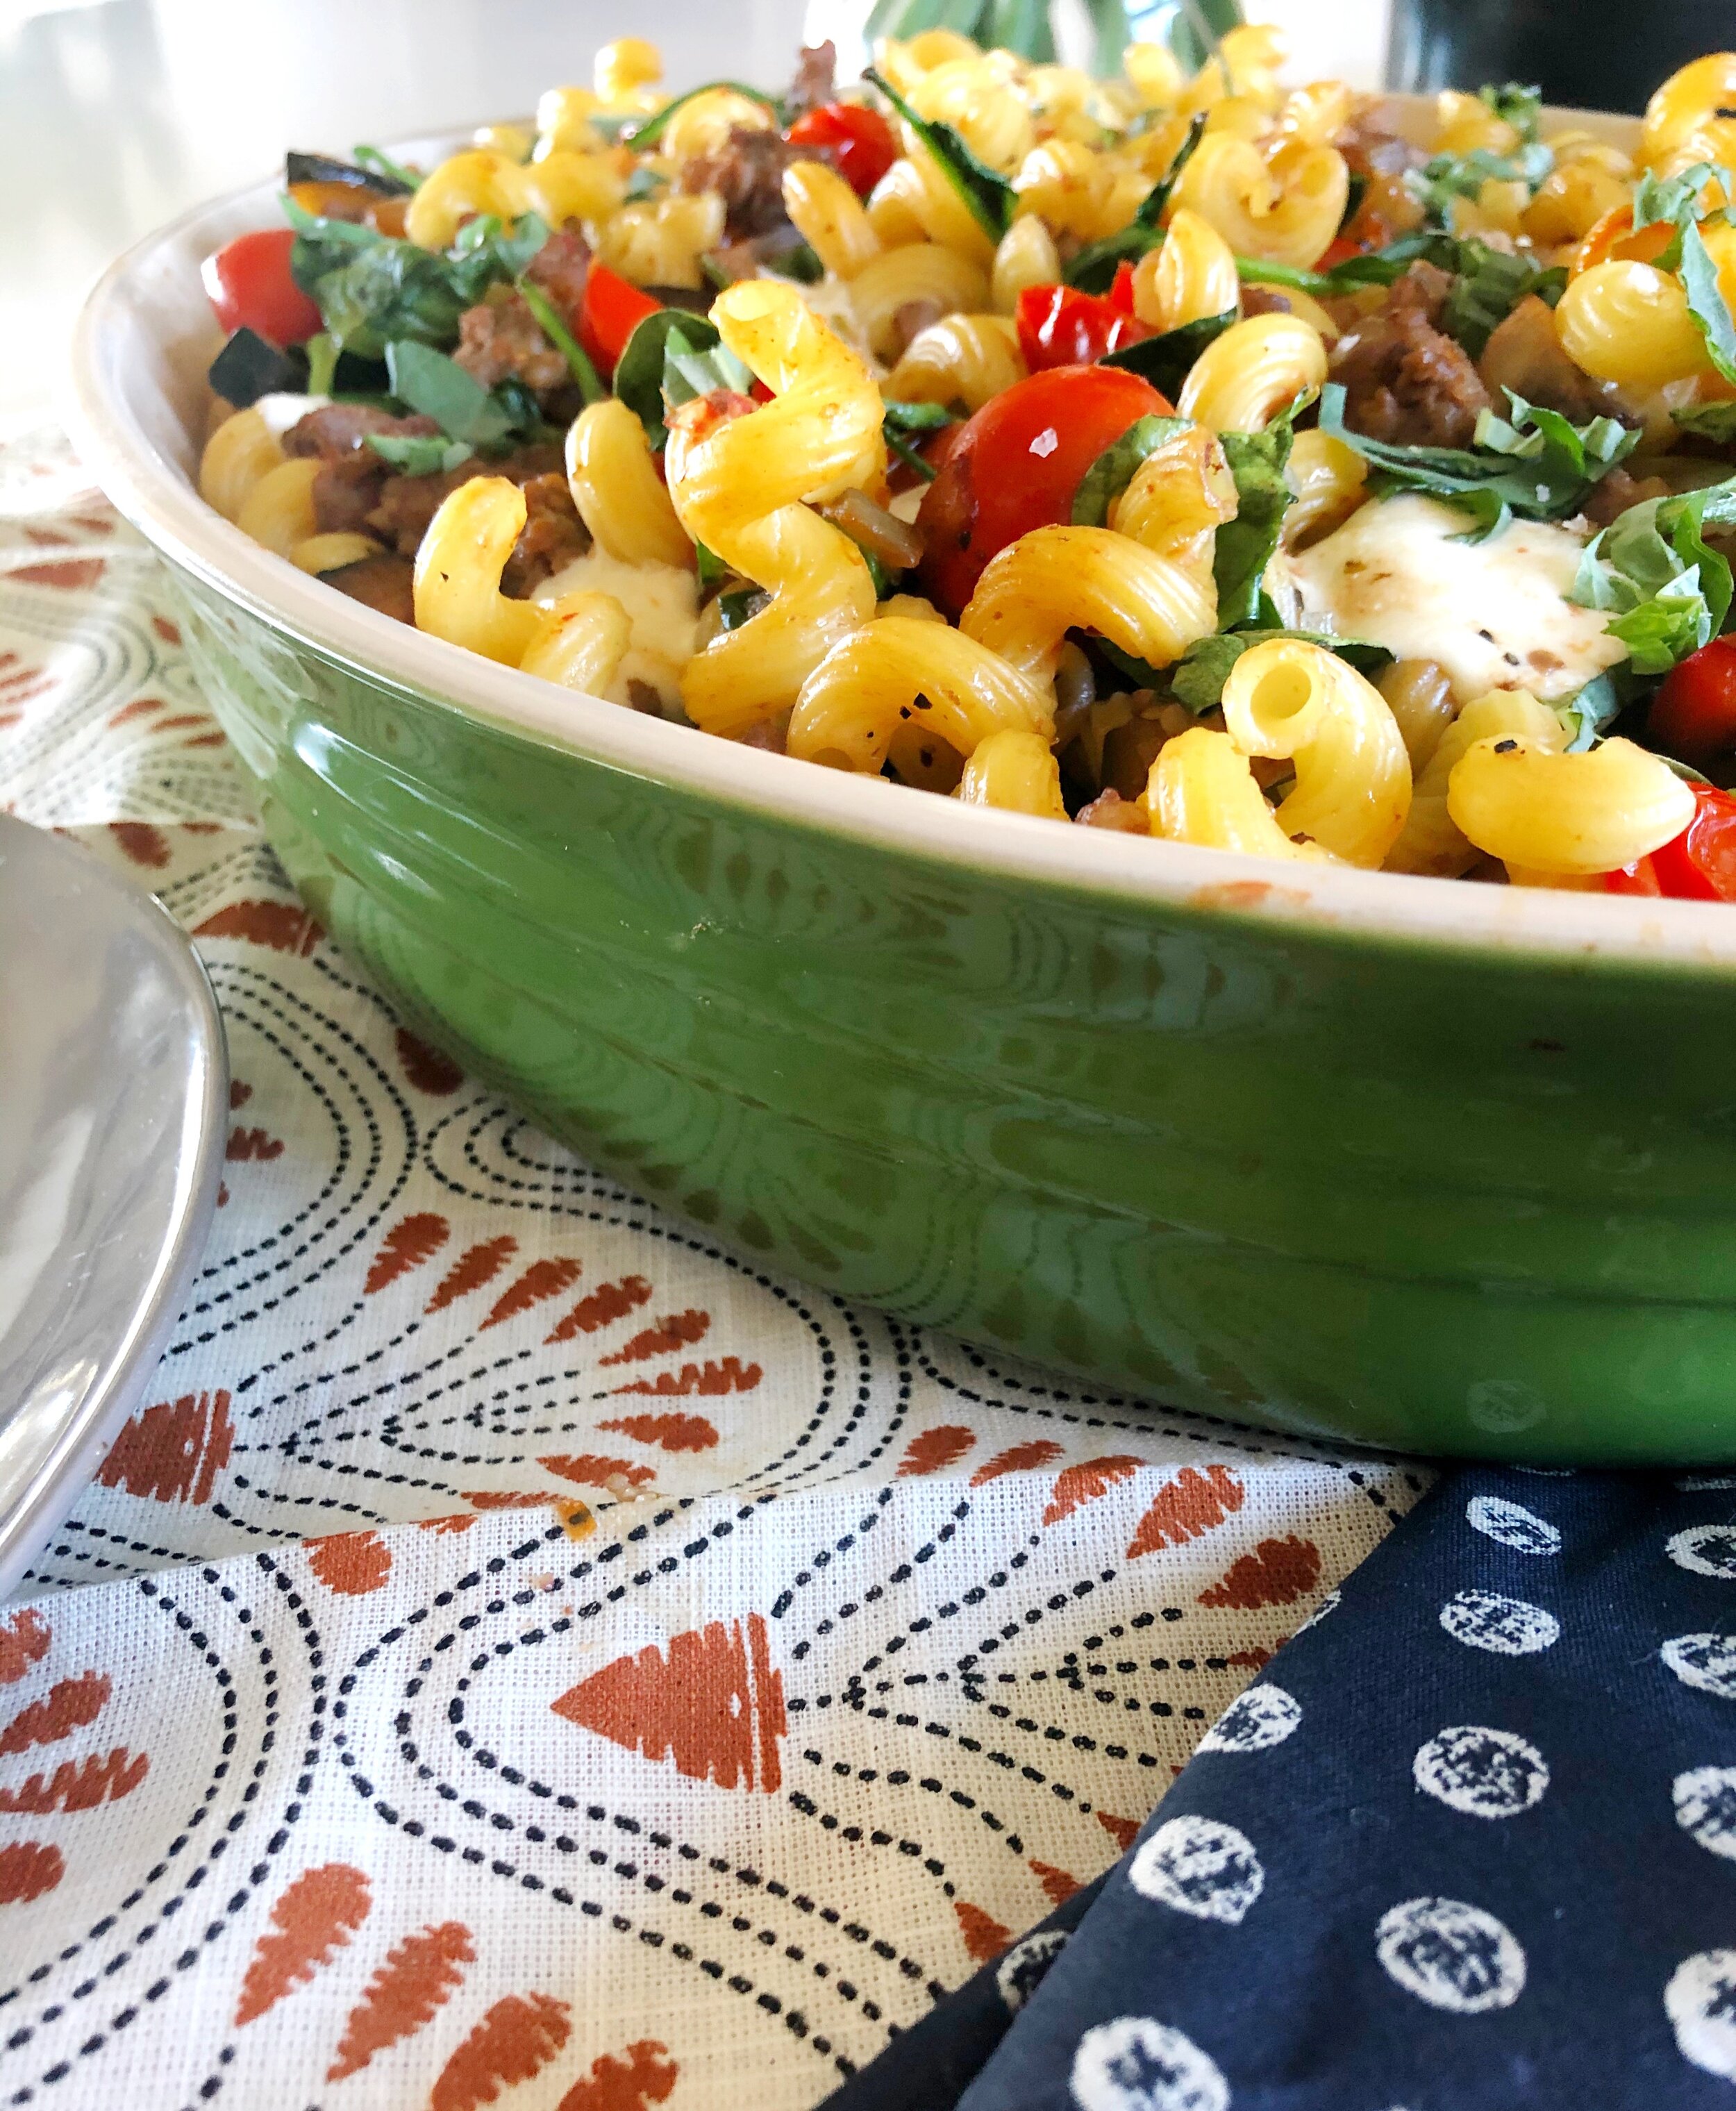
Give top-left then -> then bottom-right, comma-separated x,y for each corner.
0,817 -> 226,1599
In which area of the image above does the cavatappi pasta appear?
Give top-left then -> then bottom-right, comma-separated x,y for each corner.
199,36 -> 1736,903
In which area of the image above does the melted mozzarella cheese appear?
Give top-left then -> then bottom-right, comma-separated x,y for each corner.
1269,493 -> 1628,703
536,545 -> 699,712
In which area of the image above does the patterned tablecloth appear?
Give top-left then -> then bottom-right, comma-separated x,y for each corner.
0,423 -> 1425,2111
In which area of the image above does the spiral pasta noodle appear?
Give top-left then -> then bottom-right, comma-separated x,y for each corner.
665,278 -> 885,737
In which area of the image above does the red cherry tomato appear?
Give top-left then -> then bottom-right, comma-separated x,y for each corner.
1015,283 -> 1154,372
1604,781 -> 1736,899
1647,635 -> 1736,760
915,365 -> 1171,617
785,102 -> 899,197
577,261 -> 662,379
201,228 -> 322,347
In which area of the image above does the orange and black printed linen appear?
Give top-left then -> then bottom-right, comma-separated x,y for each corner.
0,424 -> 1421,2108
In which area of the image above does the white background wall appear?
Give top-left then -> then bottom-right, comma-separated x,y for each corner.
0,0 -> 1391,419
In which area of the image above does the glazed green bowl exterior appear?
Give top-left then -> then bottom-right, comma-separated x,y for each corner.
71,118 -> 1736,1465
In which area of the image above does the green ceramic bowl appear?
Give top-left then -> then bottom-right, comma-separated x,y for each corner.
71,115 -> 1736,1465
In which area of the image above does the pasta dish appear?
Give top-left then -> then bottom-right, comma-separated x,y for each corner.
194,35 -> 1736,901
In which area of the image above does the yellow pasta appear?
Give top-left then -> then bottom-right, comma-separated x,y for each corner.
961,525 -> 1218,685
1554,261 -> 1707,389
1385,691 -> 1565,877
849,242 -> 991,362
991,215 -> 1060,312
1174,131 -> 1349,271
873,29 -> 982,96
596,193 -> 725,290
1642,53 -> 1736,173
1280,81 -> 1355,148
665,278 -> 885,737
565,400 -> 690,569
413,475 -> 631,696
1219,637 -> 1412,867
1129,208 -> 1239,330
1434,88 -> 1518,158
885,314 -> 1024,412
1013,138 -> 1150,245
783,161 -> 884,281
534,87 -> 606,158
593,37 -> 662,106
1108,424 -> 1237,581
1180,24 -> 1287,117
1280,431 -> 1368,549
1448,734 -> 1696,876
878,139 -> 999,263
199,407 -> 286,523
1146,726 -> 1335,861
659,87 -> 776,163
292,531 -> 383,575
1522,160 -> 1630,245
406,146 -> 624,249
788,618 -> 1053,771
957,728 -> 1069,818
1124,40 -> 1185,112
235,456 -> 320,558
1178,313 -> 1328,433
908,56 -> 1034,173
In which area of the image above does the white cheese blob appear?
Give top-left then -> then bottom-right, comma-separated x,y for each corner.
1269,493 -> 1629,703
536,545 -> 699,711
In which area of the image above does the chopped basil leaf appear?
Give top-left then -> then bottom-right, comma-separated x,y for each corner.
352,144 -> 422,192
208,327 -> 305,407
1406,140 -> 1553,228
1680,218 -> 1736,387
1071,414 -> 1194,527
1558,669 -> 1631,751
1099,309 -> 1234,397
1318,381 -> 1639,540
717,586 -> 769,632
1631,161 -> 1730,269
1673,401 -> 1736,444
1170,629 -> 1392,712
1571,475 -> 1736,690
624,165 -> 668,202
615,310 -> 724,446
883,399 -> 957,432
365,433 -> 476,475
865,67 -> 1016,243
696,540 -> 729,589
1440,242 -> 1565,358
662,322 -> 756,408
1215,396 -> 1311,628
1478,82 -> 1543,143
886,429 -> 940,480
624,80 -> 781,151
384,340 -> 516,447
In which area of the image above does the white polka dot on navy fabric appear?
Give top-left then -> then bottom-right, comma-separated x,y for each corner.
1464,1496 -> 1560,1555
1374,1897 -> 1526,2014
1198,1685 -> 1301,1755
1413,1727 -> 1549,1819
1662,1633 -> 1736,1698
1070,2016 -> 1230,2111
1667,1526 -> 1736,1579
1128,1816 -> 1264,1926
1667,1951 -> 1736,2079
1438,1589 -> 1559,1655
1674,1769 -> 1736,1862
997,1928 -> 1071,2014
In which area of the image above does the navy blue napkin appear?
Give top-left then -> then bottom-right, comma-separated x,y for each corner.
826,1466 -> 1736,2110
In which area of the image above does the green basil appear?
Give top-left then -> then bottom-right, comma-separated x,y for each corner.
1680,218 -> 1736,387
1478,82 -> 1542,143
1170,629 -> 1393,712
1672,401 -> 1736,444
624,80 -> 781,151
1318,381 -> 1639,540
1071,414 -> 1192,526
384,340 -> 516,447
1214,397 -> 1310,628
1065,112 -> 1206,290
352,144 -> 423,192
365,433 -> 476,475
1441,242 -> 1566,358
662,322 -> 756,408
614,309 -> 720,445
1099,309 -> 1234,397
515,278 -> 605,404
865,67 -> 1016,242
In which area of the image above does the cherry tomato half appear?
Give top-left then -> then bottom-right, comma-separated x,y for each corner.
1647,635 -> 1736,761
1605,781 -> 1736,899
1015,283 -> 1153,372
201,228 -> 323,347
915,364 -> 1171,617
577,261 -> 663,379
785,102 -> 899,197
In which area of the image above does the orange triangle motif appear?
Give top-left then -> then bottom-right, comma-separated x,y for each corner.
551,1612 -> 786,1792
